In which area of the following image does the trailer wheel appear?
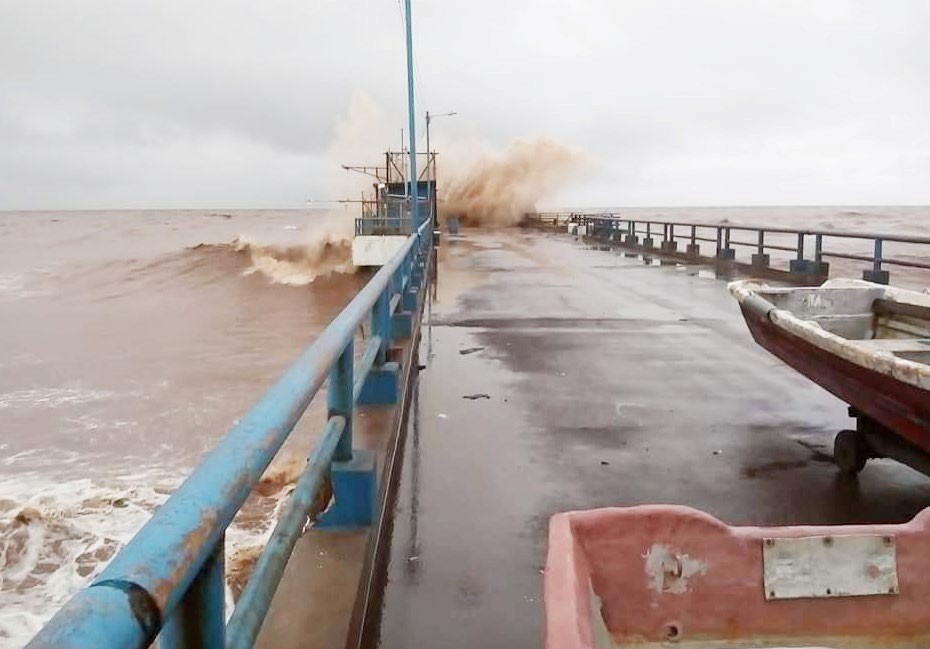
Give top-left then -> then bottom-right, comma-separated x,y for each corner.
834,429 -> 867,475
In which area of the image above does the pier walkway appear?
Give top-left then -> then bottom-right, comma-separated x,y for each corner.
27,225 -> 930,649
373,228 -> 930,648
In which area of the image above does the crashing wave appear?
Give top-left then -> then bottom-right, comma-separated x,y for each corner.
233,234 -> 354,285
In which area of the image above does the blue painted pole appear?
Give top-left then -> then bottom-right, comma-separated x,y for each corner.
353,337 -> 384,403
404,0 -> 420,229
372,288 -> 391,364
329,341 -> 354,462
157,538 -> 225,649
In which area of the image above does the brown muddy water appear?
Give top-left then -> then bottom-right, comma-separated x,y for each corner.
0,208 -> 364,645
1,206 -> 929,646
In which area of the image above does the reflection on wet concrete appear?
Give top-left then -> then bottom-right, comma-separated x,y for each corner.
404,374 -> 422,582
373,229 -> 930,649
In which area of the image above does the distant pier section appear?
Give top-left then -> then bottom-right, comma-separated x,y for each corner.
529,211 -> 930,285
350,150 -> 437,266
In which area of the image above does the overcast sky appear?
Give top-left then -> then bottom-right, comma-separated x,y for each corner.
1,0 -> 928,209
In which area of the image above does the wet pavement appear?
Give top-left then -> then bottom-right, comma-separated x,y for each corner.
373,228 -> 930,648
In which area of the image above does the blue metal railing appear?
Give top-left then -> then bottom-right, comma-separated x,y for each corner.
27,219 -> 433,649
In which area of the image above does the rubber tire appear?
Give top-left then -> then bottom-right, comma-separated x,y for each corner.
834,429 -> 867,475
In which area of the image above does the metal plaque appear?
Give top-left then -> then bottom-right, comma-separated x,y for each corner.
762,534 -> 898,600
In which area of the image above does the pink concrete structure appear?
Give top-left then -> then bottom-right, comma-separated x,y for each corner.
545,505 -> 930,648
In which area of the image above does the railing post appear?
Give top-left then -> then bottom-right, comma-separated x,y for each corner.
320,334 -> 376,529
752,230 -> 770,269
158,538 -> 225,649
329,341 -> 354,462
622,220 -> 637,253
404,244 -> 421,308
687,225 -> 699,259
660,223 -> 678,256
810,232 -> 830,278
390,264 -> 401,297
789,232 -> 815,277
717,226 -> 735,261
372,288 -> 391,365
643,222 -> 654,249
863,238 -> 889,284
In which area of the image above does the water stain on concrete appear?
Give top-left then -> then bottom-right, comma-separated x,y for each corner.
741,459 -> 809,479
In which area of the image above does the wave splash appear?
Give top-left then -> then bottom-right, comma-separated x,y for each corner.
444,137 -> 586,227
185,216 -> 356,286
235,234 -> 354,286
0,476 -> 172,645
0,454 -> 329,647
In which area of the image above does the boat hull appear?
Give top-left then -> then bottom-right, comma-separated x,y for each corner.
740,305 -> 930,453
546,505 -> 930,648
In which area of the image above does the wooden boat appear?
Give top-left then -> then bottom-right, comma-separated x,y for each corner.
729,278 -> 930,476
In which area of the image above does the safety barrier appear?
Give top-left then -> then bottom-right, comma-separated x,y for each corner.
354,217 -> 415,236
535,211 -> 930,285
526,212 -> 572,228
27,219 -> 433,649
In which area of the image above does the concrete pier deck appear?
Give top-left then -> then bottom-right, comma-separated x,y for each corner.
372,228 -> 930,648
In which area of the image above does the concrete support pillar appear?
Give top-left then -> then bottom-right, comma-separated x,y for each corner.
392,312 -> 412,340
358,362 -> 400,406
863,269 -> 889,284
812,261 -> 831,277
316,450 -> 377,529
402,289 -> 418,312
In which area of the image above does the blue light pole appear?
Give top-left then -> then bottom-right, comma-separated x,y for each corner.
404,0 -> 420,229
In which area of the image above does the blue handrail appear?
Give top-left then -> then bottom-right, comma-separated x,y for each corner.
27,219 -> 433,649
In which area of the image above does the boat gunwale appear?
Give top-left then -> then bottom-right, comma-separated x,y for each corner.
728,278 -> 930,392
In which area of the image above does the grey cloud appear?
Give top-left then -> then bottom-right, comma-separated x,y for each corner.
1,0 -> 928,208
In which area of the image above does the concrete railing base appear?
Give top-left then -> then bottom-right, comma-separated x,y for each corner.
863,269 -> 890,284
358,362 -> 400,406
316,450 -> 377,529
